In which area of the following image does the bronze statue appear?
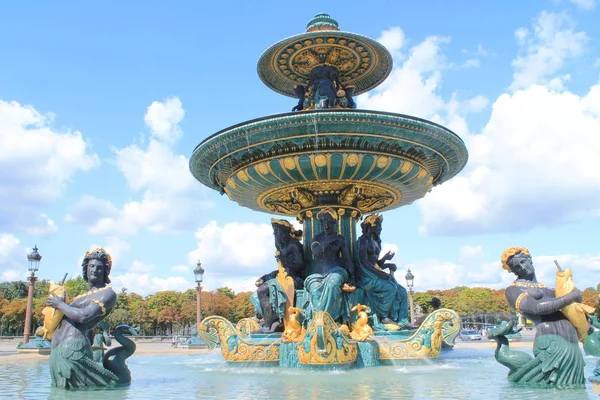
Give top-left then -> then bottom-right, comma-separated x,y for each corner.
356,214 -> 409,328
46,248 -> 136,388
488,247 -> 587,389
304,208 -> 355,323
252,219 -> 304,333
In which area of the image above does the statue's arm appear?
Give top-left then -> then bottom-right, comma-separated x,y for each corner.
47,291 -> 117,324
311,237 -> 325,258
340,240 -> 355,285
508,287 -> 582,316
358,238 -> 387,279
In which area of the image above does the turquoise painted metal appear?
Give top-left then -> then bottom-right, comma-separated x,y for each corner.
189,14 -> 467,367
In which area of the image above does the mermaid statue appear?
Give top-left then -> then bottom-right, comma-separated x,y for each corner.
45,248 -> 137,388
488,247 -> 587,389
356,214 -> 409,329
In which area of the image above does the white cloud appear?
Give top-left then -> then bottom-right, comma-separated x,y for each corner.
171,265 -> 189,273
86,237 -> 130,270
0,233 -> 25,281
110,272 -> 193,296
510,11 -> 588,91
378,27 -> 406,55
359,28 -> 487,137
188,220 -> 276,278
569,0 -> 596,10
143,98 -> 185,143
404,246 -> 600,292
0,99 -> 98,235
419,84 -> 600,235
66,97 -> 213,236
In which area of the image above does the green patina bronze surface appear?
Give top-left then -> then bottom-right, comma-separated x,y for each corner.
190,110 -> 467,218
189,13 -> 467,369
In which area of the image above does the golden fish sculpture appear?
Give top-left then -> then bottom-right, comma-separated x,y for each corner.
36,274 -> 68,340
554,261 -> 595,343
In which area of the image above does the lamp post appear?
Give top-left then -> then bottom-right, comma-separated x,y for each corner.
23,245 -> 42,344
405,268 -> 415,324
193,260 -> 205,327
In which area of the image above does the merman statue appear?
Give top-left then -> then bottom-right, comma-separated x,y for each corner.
251,219 -> 305,333
45,248 -> 137,388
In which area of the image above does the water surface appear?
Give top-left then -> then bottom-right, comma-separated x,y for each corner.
0,347 -> 597,399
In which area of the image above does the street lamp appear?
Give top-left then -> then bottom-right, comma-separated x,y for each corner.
405,268 -> 415,324
23,245 -> 42,344
193,260 -> 205,326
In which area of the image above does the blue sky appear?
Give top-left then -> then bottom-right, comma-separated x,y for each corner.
1,1 -> 599,295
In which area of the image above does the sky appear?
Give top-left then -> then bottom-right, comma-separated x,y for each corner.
0,1 -> 599,296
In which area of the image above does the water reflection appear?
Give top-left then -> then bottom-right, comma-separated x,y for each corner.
0,348 -> 597,399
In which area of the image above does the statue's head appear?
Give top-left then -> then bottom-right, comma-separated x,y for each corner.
361,214 -> 383,235
271,218 -> 302,242
501,247 -> 533,278
82,248 -> 112,284
317,208 -> 337,233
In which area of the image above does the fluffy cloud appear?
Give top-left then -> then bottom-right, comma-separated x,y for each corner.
569,0 -> 596,10
358,28 -> 488,136
0,233 -> 26,281
66,97 -> 213,235
420,84 -> 600,235
111,272 -> 193,296
405,245 -> 600,292
187,220 -> 276,278
0,99 -> 98,235
510,11 -> 588,91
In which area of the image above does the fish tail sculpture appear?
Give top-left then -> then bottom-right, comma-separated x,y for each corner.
103,324 -> 137,384
282,306 -> 303,342
554,261 -> 595,343
36,273 -> 68,340
349,304 -> 374,341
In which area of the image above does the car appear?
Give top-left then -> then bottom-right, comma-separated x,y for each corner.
459,329 -> 483,341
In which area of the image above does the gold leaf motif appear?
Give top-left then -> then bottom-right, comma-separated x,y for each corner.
283,157 -> 296,170
417,168 -> 427,180
400,161 -> 413,174
237,169 -> 249,182
346,154 -> 359,167
315,154 -> 327,167
376,156 -> 388,168
257,162 -> 269,175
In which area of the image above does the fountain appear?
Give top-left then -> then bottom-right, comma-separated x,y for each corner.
189,13 -> 467,368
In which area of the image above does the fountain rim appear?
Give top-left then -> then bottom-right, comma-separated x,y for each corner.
256,29 -> 393,98
192,108 -> 466,154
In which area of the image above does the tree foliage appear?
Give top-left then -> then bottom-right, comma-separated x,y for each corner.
0,278 -> 596,337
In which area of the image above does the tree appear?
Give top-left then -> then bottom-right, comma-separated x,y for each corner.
229,291 -> 254,322
33,279 -> 50,298
64,276 -> 88,298
217,287 -> 235,299
106,308 -> 132,329
0,281 -> 27,301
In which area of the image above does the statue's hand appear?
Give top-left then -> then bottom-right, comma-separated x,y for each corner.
46,292 -> 64,309
384,251 -> 395,261
255,280 -> 263,287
